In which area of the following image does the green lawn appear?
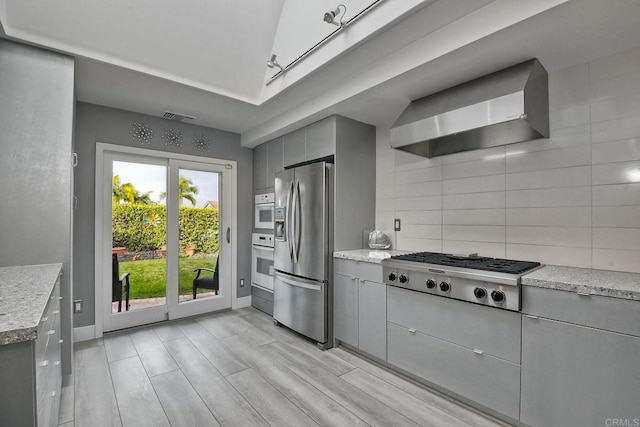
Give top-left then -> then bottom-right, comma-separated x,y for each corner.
120,257 -> 217,299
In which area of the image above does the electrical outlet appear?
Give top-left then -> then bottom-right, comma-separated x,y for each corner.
239,278 -> 245,287
73,299 -> 83,313
394,218 -> 401,231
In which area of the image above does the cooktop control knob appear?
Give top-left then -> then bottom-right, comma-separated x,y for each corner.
399,274 -> 409,284
426,279 -> 437,289
491,290 -> 505,303
439,281 -> 450,292
388,272 -> 397,282
473,288 -> 487,299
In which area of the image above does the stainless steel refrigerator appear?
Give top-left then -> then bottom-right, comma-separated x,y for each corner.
273,161 -> 333,348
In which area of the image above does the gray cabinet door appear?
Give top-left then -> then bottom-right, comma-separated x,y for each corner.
283,128 -> 305,167
388,322 -> 521,421
521,316 -> 640,427
306,117 -> 335,160
358,279 -> 386,360
266,137 -> 283,190
334,273 -> 358,347
253,143 -> 268,190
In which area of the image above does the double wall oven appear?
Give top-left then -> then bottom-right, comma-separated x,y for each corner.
252,192 -> 275,315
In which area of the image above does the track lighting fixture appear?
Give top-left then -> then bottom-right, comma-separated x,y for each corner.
323,4 -> 346,27
266,54 -> 284,72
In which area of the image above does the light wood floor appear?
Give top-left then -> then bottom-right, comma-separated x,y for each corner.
58,307 -> 508,427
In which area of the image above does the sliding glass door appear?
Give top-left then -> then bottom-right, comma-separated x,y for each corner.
98,147 -> 233,332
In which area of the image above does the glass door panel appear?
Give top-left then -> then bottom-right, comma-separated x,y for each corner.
112,161 -> 168,313
176,169 -> 220,303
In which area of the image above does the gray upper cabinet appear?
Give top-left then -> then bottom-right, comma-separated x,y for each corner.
253,143 -> 268,191
253,136 -> 285,191
305,117 -> 335,161
283,128 -> 306,167
266,136 -> 284,190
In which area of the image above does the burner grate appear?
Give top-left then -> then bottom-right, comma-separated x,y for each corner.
391,252 -> 540,275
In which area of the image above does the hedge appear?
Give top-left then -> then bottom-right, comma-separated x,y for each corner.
112,203 -> 219,254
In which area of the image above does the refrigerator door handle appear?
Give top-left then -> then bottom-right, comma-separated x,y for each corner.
294,179 -> 302,263
291,179 -> 300,264
274,271 -> 322,291
286,179 -> 294,261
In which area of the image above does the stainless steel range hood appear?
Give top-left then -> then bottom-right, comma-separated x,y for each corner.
390,59 -> 549,158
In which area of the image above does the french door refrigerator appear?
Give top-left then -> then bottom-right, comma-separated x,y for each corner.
273,161 -> 333,348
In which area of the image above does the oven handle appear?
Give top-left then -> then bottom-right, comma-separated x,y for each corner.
252,244 -> 274,251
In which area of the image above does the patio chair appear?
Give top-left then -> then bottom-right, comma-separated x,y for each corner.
112,253 -> 130,312
193,258 -> 219,299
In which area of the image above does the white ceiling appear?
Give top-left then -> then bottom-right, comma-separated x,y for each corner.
2,0 -> 640,147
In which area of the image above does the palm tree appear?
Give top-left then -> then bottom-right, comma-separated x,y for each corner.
112,175 -> 154,204
159,176 -> 199,206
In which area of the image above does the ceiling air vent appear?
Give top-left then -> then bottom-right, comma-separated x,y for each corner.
162,111 -> 195,122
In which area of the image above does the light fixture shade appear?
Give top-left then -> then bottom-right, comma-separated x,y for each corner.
323,4 -> 346,26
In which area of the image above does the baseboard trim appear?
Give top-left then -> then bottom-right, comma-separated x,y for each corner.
233,295 -> 252,309
73,325 -> 96,342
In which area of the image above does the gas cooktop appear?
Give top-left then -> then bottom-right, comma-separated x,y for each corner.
381,252 -> 542,311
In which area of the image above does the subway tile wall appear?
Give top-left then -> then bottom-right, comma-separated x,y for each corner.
376,46 -> 640,273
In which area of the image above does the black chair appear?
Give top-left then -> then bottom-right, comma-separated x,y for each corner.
112,253 -> 130,312
193,258 -> 219,299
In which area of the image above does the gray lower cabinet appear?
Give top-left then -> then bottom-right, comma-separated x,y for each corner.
251,285 -> 274,316
333,259 -> 386,360
520,286 -> 640,427
521,316 -> 640,427
387,286 -> 521,421
0,276 -> 61,426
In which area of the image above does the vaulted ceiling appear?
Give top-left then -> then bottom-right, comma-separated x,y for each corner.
2,0 -> 640,147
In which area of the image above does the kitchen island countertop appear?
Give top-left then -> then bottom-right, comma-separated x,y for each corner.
522,265 -> 640,301
0,263 -> 62,345
334,249 -> 411,264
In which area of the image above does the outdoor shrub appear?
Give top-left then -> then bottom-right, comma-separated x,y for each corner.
112,204 -> 219,253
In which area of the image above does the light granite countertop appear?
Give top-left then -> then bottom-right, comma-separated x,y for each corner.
522,265 -> 640,301
0,263 -> 62,345
334,249 -> 411,264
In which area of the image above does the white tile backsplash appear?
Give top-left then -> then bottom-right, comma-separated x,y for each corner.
507,226 -> 591,247
443,209 -> 505,226
592,248 -> 640,273
443,174 -> 505,195
505,145 -> 591,173
592,183 -> 640,206
375,46 -> 640,273
592,206 -> 640,228
592,138 -> 640,164
506,166 -> 591,190
506,207 -> 591,227
506,187 -> 591,208
443,192 -> 505,210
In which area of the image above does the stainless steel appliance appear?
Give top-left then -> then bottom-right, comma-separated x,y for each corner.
251,233 -> 274,291
382,252 -> 541,311
273,161 -> 333,347
254,193 -> 275,229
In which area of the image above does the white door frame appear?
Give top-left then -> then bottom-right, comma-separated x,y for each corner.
94,142 -> 238,337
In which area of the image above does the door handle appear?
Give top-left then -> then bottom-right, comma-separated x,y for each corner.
291,179 -> 299,264
287,180 -> 294,261
226,227 -> 230,243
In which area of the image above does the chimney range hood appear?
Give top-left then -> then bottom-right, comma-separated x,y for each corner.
390,59 -> 549,158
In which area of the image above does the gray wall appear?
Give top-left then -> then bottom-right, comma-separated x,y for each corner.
0,39 -> 75,374
74,102 -> 253,328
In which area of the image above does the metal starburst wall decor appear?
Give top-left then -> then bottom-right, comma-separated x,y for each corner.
129,122 -> 155,144
162,128 -> 184,148
192,134 -> 211,152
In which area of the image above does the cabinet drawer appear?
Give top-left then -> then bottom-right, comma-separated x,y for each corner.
388,322 -> 521,421
523,286 -> 640,337
387,286 -> 520,363
334,259 -> 382,283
